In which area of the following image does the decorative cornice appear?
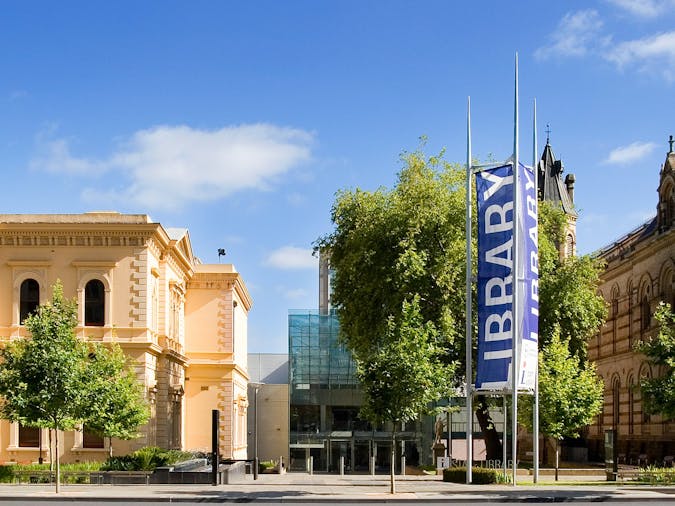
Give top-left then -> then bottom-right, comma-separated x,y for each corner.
188,271 -> 253,311
161,347 -> 189,366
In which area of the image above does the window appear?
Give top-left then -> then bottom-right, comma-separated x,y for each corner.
613,381 -> 620,429
611,296 -> 619,354
19,279 -> 40,323
84,280 -> 105,326
18,424 -> 39,448
628,377 -> 634,434
83,427 -> 104,448
565,233 -> 574,258
640,296 -> 650,331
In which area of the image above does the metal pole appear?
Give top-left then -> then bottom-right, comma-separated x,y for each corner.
503,396 -> 507,479
446,402 -> 451,460
532,98 -> 540,484
511,52 -> 520,487
465,95 -> 473,485
211,409 -> 220,486
253,385 -> 259,480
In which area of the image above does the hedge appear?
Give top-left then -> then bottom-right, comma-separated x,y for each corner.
443,466 -> 499,484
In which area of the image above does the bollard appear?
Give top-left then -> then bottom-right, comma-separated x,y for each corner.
309,455 -> 314,475
279,456 -> 284,474
401,456 -> 406,476
370,456 -> 375,476
339,456 -> 345,476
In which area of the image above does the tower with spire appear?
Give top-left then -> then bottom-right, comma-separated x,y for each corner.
538,129 -> 577,258
657,135 -> 675,233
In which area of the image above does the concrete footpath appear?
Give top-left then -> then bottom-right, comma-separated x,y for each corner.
0,472 -> 673,502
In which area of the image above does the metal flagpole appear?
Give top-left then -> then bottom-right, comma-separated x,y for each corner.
503,395 -> 507,477
532,99 -> 540,484
465,95 -> 473,485
511,52 -> 520,487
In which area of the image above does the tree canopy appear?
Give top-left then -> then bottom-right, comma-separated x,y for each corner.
519,331 -> 604,440
81,342 -> 150,458
519,330 -> 603,479
318,145 -> 608,463
0,281 -> 88,492
637,302 -> 675,419
537,202 -> 607,358
358,296 -> 452,427
0,281 -> 149,491
316,148 -> 467,371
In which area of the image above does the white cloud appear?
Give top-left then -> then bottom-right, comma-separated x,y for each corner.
31,123 -> 314,211
535,7 -> 675,81
604,141 -> 657,164
605,31 -> 675,80
264,246 -> 318,270
606,0 -> 675,18
535,10 -> 604,60
31,136 -> 107,175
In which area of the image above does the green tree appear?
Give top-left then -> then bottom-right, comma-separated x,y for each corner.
636,302 -> 675,419
519,331 -> 604,480
0,281 -> 88,493
318,145 -> 607,463
358,296 -> 453,493
538,202 -> 607,358
81,342 -> 150,459
316,148 -> 468,364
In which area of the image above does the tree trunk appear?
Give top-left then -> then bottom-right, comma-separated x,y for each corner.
48,429 -> 54,472
55,427 -> 60,494
474,395 -> 503,461
390,423 -> 398,495
109,437 -> 113,460
554,440 -> 559,482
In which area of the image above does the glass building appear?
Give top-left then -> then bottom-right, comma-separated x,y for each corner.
288,309 -> 434,473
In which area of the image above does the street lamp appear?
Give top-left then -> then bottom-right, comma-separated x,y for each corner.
250,382 -> 264,480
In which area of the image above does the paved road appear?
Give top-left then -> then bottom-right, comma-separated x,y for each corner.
0,472 -> 673,503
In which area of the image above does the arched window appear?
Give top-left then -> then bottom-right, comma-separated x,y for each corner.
628,376 -> 635,434
640,296 -> 650,331
19,279 -> 40,323
613,380 -> 621,429
611,288 -> 619,354
565,233 -> 575,258
84,280 -> 105,326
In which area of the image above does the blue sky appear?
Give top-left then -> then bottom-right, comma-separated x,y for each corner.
2,1 -> 674,353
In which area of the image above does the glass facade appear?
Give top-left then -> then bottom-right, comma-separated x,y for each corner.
288,309 -> 433,473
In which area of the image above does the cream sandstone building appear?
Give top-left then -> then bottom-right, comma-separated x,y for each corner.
0,212 -> 251,464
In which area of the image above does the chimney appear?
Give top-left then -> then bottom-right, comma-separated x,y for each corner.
565,173 -> 575,204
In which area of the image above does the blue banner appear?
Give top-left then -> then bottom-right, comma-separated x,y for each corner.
475,163 -> 538,391
517,162 -> 539,391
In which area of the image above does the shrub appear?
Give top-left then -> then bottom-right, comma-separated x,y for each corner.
101,446 -> 195,471
259,460 -> 277,473
443,466 -> 499,484
636,466 -> 675,485
0,466 -> 14,483
0,462 -> 104,483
